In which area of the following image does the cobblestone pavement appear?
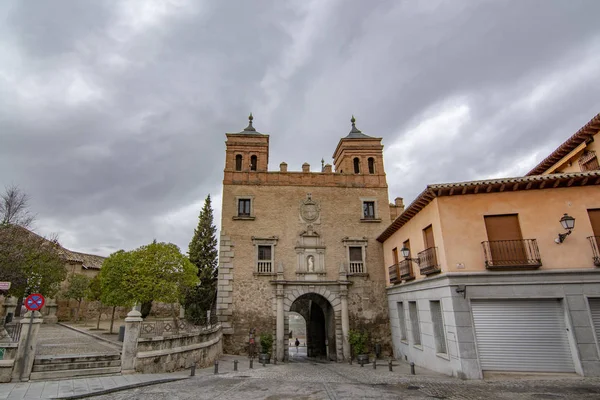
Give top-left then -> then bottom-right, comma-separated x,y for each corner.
36,324 -> 120,356
92,355 -> 600,400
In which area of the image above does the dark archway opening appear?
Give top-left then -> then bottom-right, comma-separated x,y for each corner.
289,293 -> 336,361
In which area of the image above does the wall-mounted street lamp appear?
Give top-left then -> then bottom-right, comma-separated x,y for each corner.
555,213 -> 575,244
400,247 -> 420,265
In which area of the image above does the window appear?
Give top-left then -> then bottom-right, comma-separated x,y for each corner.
343,237 -> 367,275
363,201 -> 375,219
238,199 -> 251,216
353,157 -> 360,174
397,302 -> 407,341
252,237 -> 278,274
484,214 -> 527,264
257,245 -> 272,273
349,246 -> 363,273
430,301 -> 447,354
250,155 -> 257,171
235,154 -> 243,171
368,157 -> 375,174
409,301 -> 421,346
392,247 -> 399,265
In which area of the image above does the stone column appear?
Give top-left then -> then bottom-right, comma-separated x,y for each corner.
44,298 -> 58,324
121,308 -> 143,373
340,291 -> 350,361
276,288 -> 284,362
275,261 -> 285,362
12,311 -> 43,382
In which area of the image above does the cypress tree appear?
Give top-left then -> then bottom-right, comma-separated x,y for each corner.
185,194 -> 218,323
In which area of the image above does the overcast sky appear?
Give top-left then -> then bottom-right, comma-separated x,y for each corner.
1,0 -> 599,256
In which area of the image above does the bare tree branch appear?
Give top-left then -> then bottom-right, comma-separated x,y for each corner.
0,184 -> 36,227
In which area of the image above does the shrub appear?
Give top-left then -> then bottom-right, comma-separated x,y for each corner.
348,329 -> 369,356
260,332 -> 274,354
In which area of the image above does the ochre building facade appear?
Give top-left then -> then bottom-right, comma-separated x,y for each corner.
216,116 -> 400,361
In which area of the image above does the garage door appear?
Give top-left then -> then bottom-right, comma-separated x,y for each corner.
590,298 -> 600,345
471,299 -> 574,372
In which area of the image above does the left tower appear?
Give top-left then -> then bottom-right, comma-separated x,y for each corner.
223,113 -> 269,174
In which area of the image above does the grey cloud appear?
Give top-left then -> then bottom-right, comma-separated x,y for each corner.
1,0 -> 599,255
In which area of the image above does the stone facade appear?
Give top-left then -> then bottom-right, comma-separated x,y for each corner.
217,116 -> 393,361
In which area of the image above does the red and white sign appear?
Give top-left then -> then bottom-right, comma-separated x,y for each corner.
0,282 -> 10,291
25,293 -> 45,311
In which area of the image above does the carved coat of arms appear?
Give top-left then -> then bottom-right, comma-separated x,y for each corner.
300,193 -> 320,223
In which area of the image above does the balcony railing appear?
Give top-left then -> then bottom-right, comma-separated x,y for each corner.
481,239 -> 542,269
349,261 -> 365,274
388,263 -> 399,284
257,261 -> 272,274
417,247 -> 440,275
588,236 -> 600,267
399,259 -> 415,280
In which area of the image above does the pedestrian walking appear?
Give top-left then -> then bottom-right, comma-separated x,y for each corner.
295,338 -> 300,353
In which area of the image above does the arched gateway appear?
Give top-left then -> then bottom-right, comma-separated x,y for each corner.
275,283 -> 350,362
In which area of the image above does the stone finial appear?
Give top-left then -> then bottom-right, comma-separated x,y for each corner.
280,162 -> 288,172
350,115 -> 362,134
321,158 -> 325,171
244,113 -> 256,132
394,197 -> 404,207
323,164 -> 332,173
302,162 -> 310,173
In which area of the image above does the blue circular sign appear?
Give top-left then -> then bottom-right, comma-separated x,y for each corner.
25,293 -> 45,311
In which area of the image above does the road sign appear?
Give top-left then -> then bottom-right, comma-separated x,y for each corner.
0,282 -> 10,291
25,293 -> 45,311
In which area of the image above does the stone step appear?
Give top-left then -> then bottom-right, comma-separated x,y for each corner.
32,359 -> 121,372
34,353 -> 121,365
29,366 -> 122,381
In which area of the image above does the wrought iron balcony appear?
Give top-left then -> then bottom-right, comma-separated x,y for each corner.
481,239 -> 542,269
417,247 -> 440,275
588,236 -> 600,267
399,259 -> 415,280
388,263 -> 400,284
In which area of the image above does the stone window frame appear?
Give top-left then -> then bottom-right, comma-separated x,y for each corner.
409,301 -> 422,348
342,237 -> 368,276
430,300 -> 448,357
252,236 -> 278,276
233,195 -> 255,220
397,301 -> 408,342
360,197 -> 381,223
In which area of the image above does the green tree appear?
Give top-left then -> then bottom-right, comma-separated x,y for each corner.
64,274 -> 91,321
100,242 -> 198,322
185,195 -> 218,323
0,186 -> 66,305
86,275 -> 103,330
99,250 -> 135,333
0,224 -> 67,299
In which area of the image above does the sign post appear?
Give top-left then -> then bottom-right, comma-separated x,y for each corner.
20,293 -> 45,380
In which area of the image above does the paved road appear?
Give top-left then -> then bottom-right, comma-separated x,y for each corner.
36,324 -> 120,356
92,356 -> 600,400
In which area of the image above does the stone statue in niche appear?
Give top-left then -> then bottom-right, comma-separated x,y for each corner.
307,255 -> 315,272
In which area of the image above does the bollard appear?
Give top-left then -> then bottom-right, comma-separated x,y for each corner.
388,359 -> 393,372
410,362 -> 415,375
190,364 -> 196,376
214,360 -> 219,374
250,358 -> 253,369
373,360 -> 376,370
274,357 -> 277,365
234,360 -> 238,371
360,359 -> 364,367
262,358 -> 266,367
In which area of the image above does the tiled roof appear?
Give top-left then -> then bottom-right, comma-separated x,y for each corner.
377,170 -> 600,243
526,113 -> 600,176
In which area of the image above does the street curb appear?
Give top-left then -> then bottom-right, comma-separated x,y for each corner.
57,323 -> 122,351
53,376 -> 189,399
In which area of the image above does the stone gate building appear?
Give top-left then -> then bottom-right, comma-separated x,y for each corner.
216,115 -> 401,361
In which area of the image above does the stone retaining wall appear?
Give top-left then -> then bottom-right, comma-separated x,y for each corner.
134,325 -> 222,373
0,343 -> 17,383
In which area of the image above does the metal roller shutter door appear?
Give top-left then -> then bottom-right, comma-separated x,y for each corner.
590,298 -> 600,345
471,299 -> 574,373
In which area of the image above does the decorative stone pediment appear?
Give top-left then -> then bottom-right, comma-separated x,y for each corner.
295,225 -> 325,278
299,193 -> 321,224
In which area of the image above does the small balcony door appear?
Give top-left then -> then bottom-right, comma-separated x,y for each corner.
484,214 -> 527,263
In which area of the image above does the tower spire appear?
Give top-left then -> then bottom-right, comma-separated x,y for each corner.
244,113 -> 256,132
350,115 -> 361,134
